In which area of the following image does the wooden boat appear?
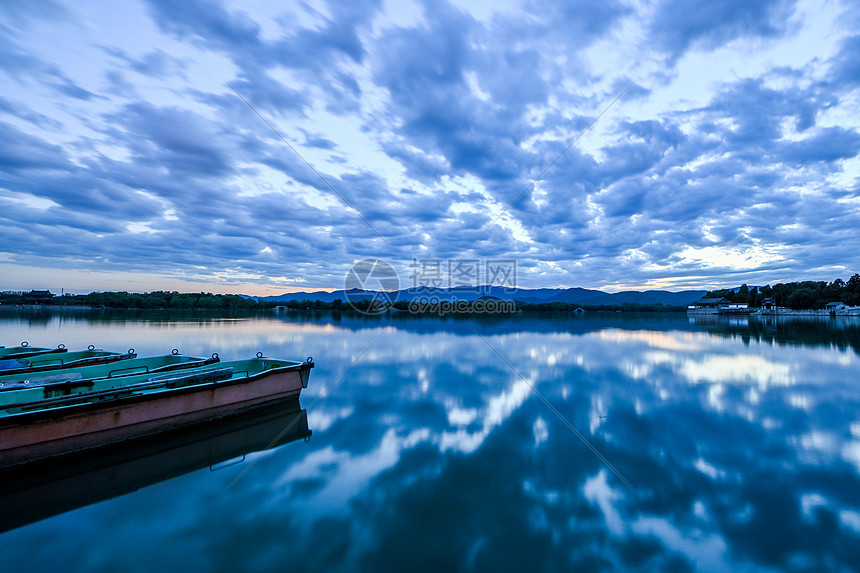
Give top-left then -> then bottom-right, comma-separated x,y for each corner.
0,356 -> 313,469
0,402 -> 310,533
0,346 -> 137,376
0,352 -> 219,391
0,344 -> 67,361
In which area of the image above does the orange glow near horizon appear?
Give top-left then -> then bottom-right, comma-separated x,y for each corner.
0,263 -> 335,297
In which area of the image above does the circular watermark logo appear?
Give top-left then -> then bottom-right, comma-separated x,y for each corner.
343,259 -> 400,314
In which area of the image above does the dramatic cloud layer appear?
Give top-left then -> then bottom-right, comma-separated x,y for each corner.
1,0 -> 859,293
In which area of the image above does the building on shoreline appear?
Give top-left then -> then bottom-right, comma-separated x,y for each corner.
22,290 -> 55,305
757,304 -> 860,316
688,298 -> 750,314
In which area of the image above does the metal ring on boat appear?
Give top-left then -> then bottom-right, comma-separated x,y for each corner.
256,352 -> 263,358
211,352 -> 219,360
58,344 -> 65,349
304,435 -> 311,443
128,348 -> 134,355
21,341 -> 28,347
172,348 -> 179,355
88,345 -> 95,351
306,356 -> 313,363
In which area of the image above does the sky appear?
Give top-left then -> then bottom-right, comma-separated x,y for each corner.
1,0 -> 859,296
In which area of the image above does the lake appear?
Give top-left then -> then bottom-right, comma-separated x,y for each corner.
1,309 -> 859,572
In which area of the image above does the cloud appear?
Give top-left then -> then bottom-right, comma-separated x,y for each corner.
829,33 -> 860,88
776,127 -> 860,165
649,0 -> 799,61
0,122 -> 70,173
0,0 -> 70,28
106,102 -> 234,178
144,0 -> 264,51
103,47 -> 188,79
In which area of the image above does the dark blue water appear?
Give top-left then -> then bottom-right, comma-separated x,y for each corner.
1,310 -> 860,572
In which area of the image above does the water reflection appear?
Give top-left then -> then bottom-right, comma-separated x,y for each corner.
0,402 -> 310,534
0,310 -> 859,571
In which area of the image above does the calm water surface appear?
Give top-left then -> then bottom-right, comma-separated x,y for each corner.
1,310 -> 860,572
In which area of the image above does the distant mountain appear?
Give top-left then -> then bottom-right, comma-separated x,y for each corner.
257,286 -> 558,303
255,285 -> 707,307
573,290 -> 708,306
257,288 -> 377,303
540,287 -> 607,304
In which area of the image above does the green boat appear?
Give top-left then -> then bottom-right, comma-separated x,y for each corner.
0,353 -> 220,393
0,352 -> 219,392
0,346 -> 137,376
0,343 -> 67,361
0,356 -> 314,468
0,354 -> 229,402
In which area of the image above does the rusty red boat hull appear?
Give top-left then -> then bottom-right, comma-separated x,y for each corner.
0,362 -> 312,469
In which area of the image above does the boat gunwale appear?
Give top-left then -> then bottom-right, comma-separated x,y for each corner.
0,348 -> 68,361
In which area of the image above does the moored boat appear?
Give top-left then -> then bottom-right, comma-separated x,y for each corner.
0,351 -> 219,392
0,346 -> 137,376
0,355 -> 314,469
0,343 -> 67,361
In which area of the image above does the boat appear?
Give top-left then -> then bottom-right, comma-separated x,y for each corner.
0,343 -> 68,361
0,351 -> 219,391
0,355 -> 314,469
0,402 -> 310,533
0,346 -> 137,375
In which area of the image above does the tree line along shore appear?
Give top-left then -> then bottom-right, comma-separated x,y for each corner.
0,290 -> 684,312
704,274 -> 860,310
1,273 -> 857,312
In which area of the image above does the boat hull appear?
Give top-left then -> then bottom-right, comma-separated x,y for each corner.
0,362 -> 312,468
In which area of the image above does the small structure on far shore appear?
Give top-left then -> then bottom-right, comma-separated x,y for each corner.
755,300 -> 859,316
692,297 -> 727,308
22,290 -> 55,305
688,297 -> 750,314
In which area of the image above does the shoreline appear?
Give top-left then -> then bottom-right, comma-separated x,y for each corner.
689,307 -> 860,317
4,305 -> 860,318
0,305 -> 95,310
